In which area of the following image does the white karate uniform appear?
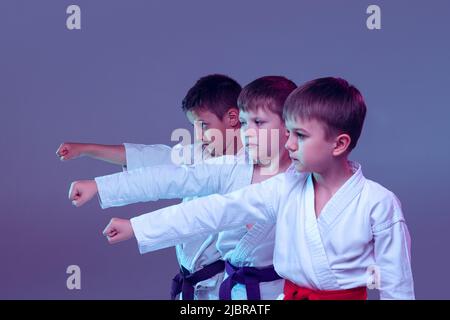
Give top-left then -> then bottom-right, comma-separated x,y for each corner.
129,161 -> 415,300
118,142 -> 223,300
96,148 -> 284,299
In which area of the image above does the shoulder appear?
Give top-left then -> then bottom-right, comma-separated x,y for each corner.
363,179 -> 401,206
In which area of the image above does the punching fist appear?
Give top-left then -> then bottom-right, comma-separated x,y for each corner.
56,142 -> 86,161
68,180 -> 98,207
103,218 -> 134,244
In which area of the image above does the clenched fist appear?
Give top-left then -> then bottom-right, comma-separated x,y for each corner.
68,180 -> 98,207
56,142 -> 87,161
103,218 -> 134,244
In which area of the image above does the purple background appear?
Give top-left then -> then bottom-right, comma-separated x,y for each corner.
1,0 -> 449,299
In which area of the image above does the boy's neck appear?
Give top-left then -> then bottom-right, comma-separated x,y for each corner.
312,157 -> 354,195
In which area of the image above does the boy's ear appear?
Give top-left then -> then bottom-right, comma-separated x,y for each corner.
333,133 -> 351,157
225,107 -> 240,127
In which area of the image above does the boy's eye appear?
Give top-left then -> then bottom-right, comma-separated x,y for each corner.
254,119 -> 264,126
296,132 -> 306,139
239,120 -> 247,125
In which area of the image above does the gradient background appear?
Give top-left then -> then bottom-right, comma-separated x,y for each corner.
0,0 -> 449,299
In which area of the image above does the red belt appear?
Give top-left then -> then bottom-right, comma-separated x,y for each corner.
284,280 -> 367,300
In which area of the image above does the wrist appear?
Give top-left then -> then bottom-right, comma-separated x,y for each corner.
80,143 -> 96,157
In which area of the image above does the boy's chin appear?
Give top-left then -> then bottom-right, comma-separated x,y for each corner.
292,161 -> 307,172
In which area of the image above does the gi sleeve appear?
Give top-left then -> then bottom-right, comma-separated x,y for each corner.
95,161 -> 235,209
371,194 -> 415,299
123,143 -> 174,171
130,174 -> 281,254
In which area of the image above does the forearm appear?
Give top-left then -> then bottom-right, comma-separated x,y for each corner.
83,144 -> 126,165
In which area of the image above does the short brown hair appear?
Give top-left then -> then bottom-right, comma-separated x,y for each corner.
181,74 -> 242,119
238,76 -> 297,118
283,77 -> 367,150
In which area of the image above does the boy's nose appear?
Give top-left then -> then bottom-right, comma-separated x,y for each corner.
285,135 -> 297,152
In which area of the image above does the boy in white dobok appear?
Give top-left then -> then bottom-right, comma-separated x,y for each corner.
69,76 -> 298,299
102,77 -> 415,300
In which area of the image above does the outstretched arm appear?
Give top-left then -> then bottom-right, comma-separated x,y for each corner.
56,142 -> 173,168
68,157 -> 237,208
103,174 -> 283,252
94,160 -> 236,208
56,143 -> 126,165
